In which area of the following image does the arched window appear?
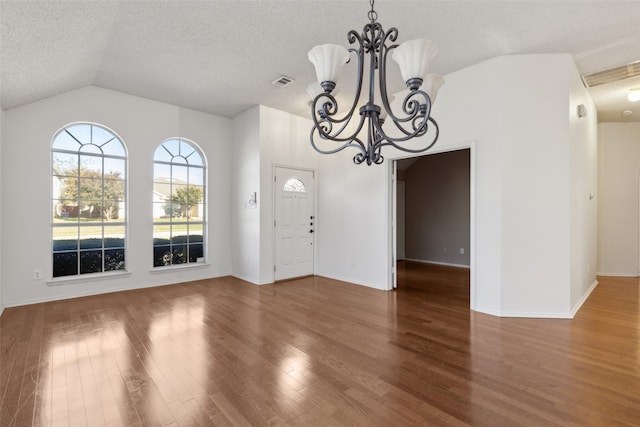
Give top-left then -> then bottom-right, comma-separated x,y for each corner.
51,123 -> 127,278
153,138 -> 206,267
283,178 -> 306,192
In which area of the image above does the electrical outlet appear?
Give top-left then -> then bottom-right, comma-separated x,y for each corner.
33,270 -> 42,280
460,248 -> 465,255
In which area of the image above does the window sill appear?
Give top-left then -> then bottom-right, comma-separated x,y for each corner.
47,270 -> 132,286
150,263 -> 210,274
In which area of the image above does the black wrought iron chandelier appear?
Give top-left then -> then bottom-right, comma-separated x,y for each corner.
308,0 -> 444,165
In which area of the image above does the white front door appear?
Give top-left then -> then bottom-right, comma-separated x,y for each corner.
274,167 -> 315,281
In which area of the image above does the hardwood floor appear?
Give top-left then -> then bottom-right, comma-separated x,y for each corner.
1,262 -> 639,426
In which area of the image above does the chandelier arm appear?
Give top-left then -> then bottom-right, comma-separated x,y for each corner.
385,89 -> 431,126
311,112 -> 368,147
377,29 -> 399,116
310,125 -> 367,156
310,93 -> 356,140
375,117 -> 440,154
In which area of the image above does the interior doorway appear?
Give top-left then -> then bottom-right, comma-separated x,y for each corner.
392,148 -> 473,303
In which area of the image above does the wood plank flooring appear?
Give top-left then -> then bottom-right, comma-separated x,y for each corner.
1,262 -> 639,426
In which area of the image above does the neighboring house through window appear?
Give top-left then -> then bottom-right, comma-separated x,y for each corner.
51,123 -> 127,278
153,138 -> 206,267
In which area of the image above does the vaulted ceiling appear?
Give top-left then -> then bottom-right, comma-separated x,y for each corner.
2,1 -> 640,122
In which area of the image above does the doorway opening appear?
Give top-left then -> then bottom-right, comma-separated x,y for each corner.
392,147 -> 473,306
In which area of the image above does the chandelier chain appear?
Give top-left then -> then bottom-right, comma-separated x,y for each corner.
368,0 -> 377,23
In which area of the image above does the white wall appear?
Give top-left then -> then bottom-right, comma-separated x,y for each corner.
497,55 -> 573,317
315,54 -> 598,317
568,61 -> 599,313
0,105 -> 4,317
317,149 -> 391,289
1,86 -> 232,307
598,122 -> 640,276
231,106 -> 262,283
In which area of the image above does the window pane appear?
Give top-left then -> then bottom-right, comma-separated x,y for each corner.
192,203 -> 204,220
92,126 -> 114,146
102,140 -> 125,156
79,144 -> 102,155
163,139 -> 180,156
78,177 -> 103,201
171,226 -> 188,242
104,249 -> 125,271
171,245 -> 187,265
80,226 -> 102,249
153,202 -> 165,219
54,177 -> 77,202
154,163 -> 171,181
188,223 -> 203,243
173,165 -> 189,183
53,200 -> 77,220
188,243 -> 204,263
103,201 -> 124,221
189,167 -> 204,185
104,158 -> 126,178
53,234 -> 78,251
80,250 -> 102,274
75,202 -> 100,221
80,154 -> 102,175
154,181 -> 172,199
154,145 -> 173,163
186,151 -> 203,166
65,124 -> 91,144
104,226 -> 125,248
104,179 -> 125,202
53,130 -> 82,151
173,156 -> 188,164
153,225 -> 171,243
153,245 -> 172,267
53,252 -> 78,277
52,152 -> 78,176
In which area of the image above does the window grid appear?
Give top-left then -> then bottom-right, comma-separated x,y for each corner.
52,123 -> 127,278
153,138 -> 206,268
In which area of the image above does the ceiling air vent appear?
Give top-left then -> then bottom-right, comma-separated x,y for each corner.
582,61 -> 640,87
272,75 -> 295,88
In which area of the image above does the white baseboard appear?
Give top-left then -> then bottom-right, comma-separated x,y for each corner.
4,273 -> 231,309
571,279 -> 599,317
402,258 -> 470,269
498,311 -> 573,319
596,272 -> 639,278
316,273 -> 386,291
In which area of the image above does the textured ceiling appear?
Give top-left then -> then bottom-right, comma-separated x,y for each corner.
2,1 -> 640,122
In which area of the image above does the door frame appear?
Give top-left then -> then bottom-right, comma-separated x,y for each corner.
272,164 -> 318,282
388,142 -> 477,310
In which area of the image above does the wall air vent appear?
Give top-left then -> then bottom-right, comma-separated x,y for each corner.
582,61 -> 640,87
272,75 -> 295,88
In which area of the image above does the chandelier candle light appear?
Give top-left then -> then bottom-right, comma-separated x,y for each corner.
308,0 -> 444,165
